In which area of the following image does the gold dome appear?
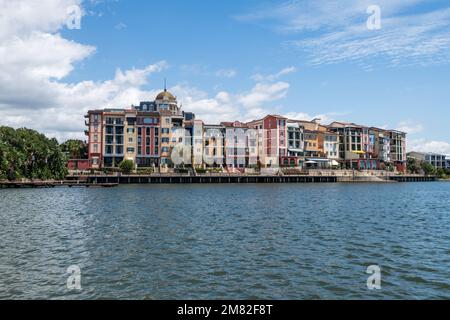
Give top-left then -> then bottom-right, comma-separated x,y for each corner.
156,90 -> 176,101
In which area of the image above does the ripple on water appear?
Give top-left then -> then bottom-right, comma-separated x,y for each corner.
0,183 -> 449,299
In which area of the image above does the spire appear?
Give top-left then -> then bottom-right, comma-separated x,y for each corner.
164,78 -> 167,92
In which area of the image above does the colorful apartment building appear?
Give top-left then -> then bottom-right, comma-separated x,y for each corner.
247,115 -> 288,168
390,130 -> 407,172
407,151 -> 447,169
85,89 -> 408,172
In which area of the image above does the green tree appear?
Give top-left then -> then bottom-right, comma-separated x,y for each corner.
436,168 -> 447,179
421,162 -> 436,176
407,158 -> 421,174
60,139 -> 88,159
119,160 -> 134,174
0,126 -> 67,181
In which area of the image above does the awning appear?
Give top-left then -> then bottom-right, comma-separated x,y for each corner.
330,160 -> 340,166
288,148 -> 304,153
305,161 -> 318,164
307,158 -> 329,162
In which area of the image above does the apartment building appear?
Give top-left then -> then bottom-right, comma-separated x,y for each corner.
85,89 -> 408,172
247,115 -> 288,168
389,130 -> 407,172
408,151 -> 448,169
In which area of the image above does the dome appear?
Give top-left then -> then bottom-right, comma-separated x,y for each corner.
156,90 -> 176,102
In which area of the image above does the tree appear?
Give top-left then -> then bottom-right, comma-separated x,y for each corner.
436,168 -> 447,179
0,126 -> 67,181
421,162 -> 436,176
61,139 -> 88,159
407,158 -> 421,174
119,160 -> 134,174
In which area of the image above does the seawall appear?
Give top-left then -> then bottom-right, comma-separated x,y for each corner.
84,175 -> 437,185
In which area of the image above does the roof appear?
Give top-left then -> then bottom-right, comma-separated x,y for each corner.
329,121 -> 367,128
221,121 -> 249,128
247,114 -> 287,124
156,89 -> 176,101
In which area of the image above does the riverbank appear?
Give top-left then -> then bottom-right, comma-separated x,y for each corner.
1,175 -> 437,188
82,174 -> 437,185
0,180 -> 118,189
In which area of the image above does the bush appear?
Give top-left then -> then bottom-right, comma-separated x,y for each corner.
137,168 -> 154,175
119,160 -> 134,174
436,168 -> 447,179
421,162 -> 436,176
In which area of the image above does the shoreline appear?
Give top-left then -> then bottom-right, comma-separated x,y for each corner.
0,175 -> 438,188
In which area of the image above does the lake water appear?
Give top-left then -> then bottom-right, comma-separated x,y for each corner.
0,182 -> 449,300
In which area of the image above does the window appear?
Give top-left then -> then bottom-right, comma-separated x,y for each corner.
128,137 -> 133,143
127,128 -> 135,133
146,127 -> 151,136
127,147 -> 135,153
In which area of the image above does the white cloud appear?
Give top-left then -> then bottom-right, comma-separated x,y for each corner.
0,0 -> 294,140
215,69 -> 237,78
408,139 -> 450,155
252,66 -> 297,82
396,121 -> 424,134
0,0 -> 83,41
174,81 -> 292,124
284,111 -> 347,124
0,0 -> 170,141
238,82 -> 290,109
237,0 -> 450,67
115,22 -> 127,30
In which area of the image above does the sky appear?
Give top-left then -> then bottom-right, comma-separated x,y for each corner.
1,0 -> 450,154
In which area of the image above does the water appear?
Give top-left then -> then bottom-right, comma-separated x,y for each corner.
0,182 -> 449,300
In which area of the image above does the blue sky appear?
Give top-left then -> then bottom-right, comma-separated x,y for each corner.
1,0 -> 450,153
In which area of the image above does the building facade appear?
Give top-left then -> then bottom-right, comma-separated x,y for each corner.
85,89 -> 408,172
408,151 -> 448,169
